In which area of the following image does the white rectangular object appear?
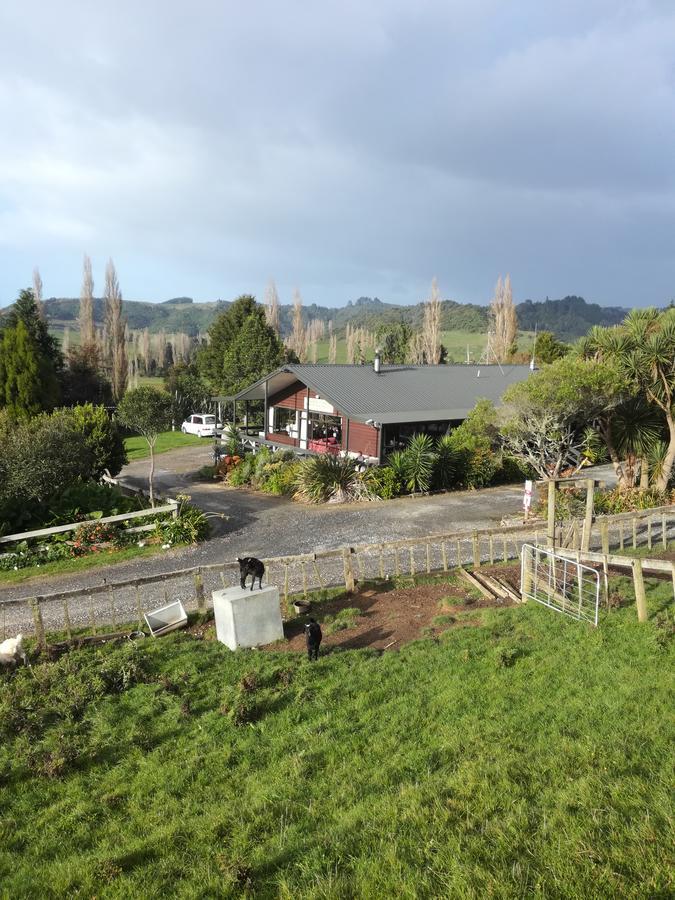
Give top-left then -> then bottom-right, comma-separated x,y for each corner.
212,584 -> 284,650
145,600 -> 188,637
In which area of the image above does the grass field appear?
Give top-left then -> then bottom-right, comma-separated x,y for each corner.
0,568 -> 671,897
312,330 -> 535,364
124,430 -> 206,460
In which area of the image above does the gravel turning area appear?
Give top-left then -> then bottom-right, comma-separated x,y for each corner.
0,444 -> 614,635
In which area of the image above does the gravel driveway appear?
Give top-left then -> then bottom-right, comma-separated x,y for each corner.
1,445 -> 611,634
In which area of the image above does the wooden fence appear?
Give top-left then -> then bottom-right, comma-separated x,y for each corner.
3,504 -> 675,646
0,501 -> 179,546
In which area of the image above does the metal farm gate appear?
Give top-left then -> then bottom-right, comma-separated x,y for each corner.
520,544 -> 601,627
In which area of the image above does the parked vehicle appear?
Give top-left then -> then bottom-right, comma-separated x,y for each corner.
181,414 -> 223,437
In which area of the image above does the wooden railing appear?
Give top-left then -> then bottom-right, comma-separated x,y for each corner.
0,501 -> 179,545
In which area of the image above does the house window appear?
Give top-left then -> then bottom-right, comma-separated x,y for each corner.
308,414 -> 342,447
272,408 -> 298,436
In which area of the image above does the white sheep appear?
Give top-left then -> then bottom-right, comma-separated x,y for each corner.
0,634 -> 28,669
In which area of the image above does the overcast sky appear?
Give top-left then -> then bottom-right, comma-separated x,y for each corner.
0,1 -> 673,309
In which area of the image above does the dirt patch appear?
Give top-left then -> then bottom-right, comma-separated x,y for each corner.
269,574 -> 514,653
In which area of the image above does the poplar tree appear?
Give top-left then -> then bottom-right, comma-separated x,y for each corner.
422,277 -> 442,364
79,254 -> 96,346
104,258 -> 127,401
32,267 -> 45,320
264,279 -> 280,334
490,274 -> 518,363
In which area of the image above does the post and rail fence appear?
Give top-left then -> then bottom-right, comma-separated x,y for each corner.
2,504 -> 675,645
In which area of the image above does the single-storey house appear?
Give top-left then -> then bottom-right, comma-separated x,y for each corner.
231,358 -> 533,464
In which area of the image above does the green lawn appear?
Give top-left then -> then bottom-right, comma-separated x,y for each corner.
0,570 -> 671,897
124,430 -> 206,460
0,543 -> 170,586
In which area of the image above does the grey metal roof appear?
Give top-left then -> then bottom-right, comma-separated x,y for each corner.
234,364 -> 533,424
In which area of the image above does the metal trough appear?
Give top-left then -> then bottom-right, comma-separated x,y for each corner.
144,600 -> 188,637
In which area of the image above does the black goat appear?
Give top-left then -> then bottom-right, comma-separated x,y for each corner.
238,556 -> 265,591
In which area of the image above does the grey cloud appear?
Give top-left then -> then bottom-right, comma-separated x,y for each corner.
0,0 -> 673,308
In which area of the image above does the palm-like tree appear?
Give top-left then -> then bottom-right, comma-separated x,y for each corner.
579,308 -> 675,491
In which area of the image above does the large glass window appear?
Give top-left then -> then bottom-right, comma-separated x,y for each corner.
308,414 -> 342,444
382,420 -> 457,455
272,408 -> 298,435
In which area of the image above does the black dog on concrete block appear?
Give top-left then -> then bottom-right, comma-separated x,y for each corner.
238,557 -> 265,591
305,618 -> 322,661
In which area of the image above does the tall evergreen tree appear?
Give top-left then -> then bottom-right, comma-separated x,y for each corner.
0,289 -> 62,416
0,320 -> 47,418
198,294 -> 259,390
220,312 -> 286,395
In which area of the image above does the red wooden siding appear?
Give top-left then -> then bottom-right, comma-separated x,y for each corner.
269,381 -> 312,410
347,421 -> 379,458
266,379 -> 378,458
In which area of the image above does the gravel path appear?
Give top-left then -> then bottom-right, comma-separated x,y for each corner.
0,444 -> 615,635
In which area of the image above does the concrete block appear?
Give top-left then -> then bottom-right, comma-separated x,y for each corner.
212,584 -> 284,650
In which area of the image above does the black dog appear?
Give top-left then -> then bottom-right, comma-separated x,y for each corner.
304,618 -> 322,661
238,556 -> 264,591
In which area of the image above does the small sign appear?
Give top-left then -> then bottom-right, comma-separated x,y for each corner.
523,480 -> 533,511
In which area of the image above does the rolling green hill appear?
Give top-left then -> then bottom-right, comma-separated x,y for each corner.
0,293 -> 630,343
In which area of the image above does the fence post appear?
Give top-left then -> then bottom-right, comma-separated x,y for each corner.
521,549 -> 532,600
600,518 -> 609,556
171,500 -> 179,519
582,478 -> 594,552
409,547 -> 416,576
28,597 -> 46,651
662,514 -> 667,551
441,542 -> 448,572
472,532 -> 480,569
632,517 -> 637,550
379,549 -> 385,581
489,535 -> 495,565
284,565 -> 290,607
301,561 -> 308,599
631,558 -> 648,623
108,586 -> 117,629
194,572 -> 206,612
547,481 -> 556,549
647,518 -> 653,550
502,535 -> 508,563
62,597 -> 72,641
619,521 -> 625,551
88,595 -> 97,635
342,548 -> 355,593
135,585 -> 144,627
426,544 -> 431,574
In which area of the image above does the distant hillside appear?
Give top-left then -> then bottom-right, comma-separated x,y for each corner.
516,296 -> 627,341
0,292 -> 630,342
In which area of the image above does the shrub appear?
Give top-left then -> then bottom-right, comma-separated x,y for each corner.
294,454 -> 359,503
401,433 -> 437,493
72,522 -> 123,555
364,465 -> 401,499
68,403 -> 127,479
433,434 -> 458,490
222,424 -> 241,457
48,482 -> 143,525
154,504 -> 210,544
260,461 -> 301,496
227,454 -> 255,486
